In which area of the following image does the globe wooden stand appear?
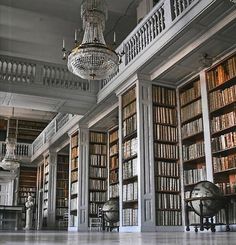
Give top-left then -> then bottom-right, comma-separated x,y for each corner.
185,196 -> 230,232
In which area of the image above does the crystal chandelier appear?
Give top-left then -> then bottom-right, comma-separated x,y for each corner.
63,0 -> 120,80
0,116 -> 20,171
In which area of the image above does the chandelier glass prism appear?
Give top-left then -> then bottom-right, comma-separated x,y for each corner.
67,0 -> 119,80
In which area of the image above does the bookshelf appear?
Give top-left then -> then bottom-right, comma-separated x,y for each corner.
206,53 -> 236,225
89,131 -> 108,225
179,78 -> 207,191
108,126 -> 119,227
121,86 -> 138,227
43,155 -> 50,227
69,132 -> 79,228
56,154 -> 69,229
18,166 -> 37,227
152,85 -> 181,226
108,126 -> 119,199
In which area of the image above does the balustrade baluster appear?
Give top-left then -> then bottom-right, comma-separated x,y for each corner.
161,6 -> 165,30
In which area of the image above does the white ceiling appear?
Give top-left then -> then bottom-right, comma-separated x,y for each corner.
0,0 -> 139,64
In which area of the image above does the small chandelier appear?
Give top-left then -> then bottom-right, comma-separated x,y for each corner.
63,0 -> 120,80
0,115 -> 20,172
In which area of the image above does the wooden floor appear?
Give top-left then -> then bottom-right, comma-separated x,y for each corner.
0,231 -> 235,245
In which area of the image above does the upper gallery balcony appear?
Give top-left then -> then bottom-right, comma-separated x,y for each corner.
98,0 -> 236,102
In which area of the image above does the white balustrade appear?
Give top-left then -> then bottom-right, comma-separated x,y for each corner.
0,56 -> 91,92
0,141 -> 32,158
99,0 -> 200,90
171,0 -> 196,20
31,113 -> 74,155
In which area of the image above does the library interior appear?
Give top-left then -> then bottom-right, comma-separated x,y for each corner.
0,0 -> 236,244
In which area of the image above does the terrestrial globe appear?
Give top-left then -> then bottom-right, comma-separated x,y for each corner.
189,181 -> 224,217
102,199 -> 119,223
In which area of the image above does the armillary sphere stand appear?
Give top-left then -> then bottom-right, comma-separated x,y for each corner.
185,196 -> 230,232
98,208 -> 119,232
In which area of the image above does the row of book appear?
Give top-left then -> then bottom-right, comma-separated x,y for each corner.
109,129 -> 118,144
182,141 -> 205,162
181,118 -> 203,139
90,166 -> 107,179
71,197 -> 77,210
56,207 -> 68,216
90,132 -> 106,143
155,161 -> 179,177
110,156 -> 119,170
123,138 -> 138,159
123,114 -> 137,137
123,101 -> 136,120
216,181 -> 236,195
71,134 -> 78,148
156,210 -> 182,226
57,180 -> 68,189
155,176 -> 180,192
110,169 -> 119,184
211,109 -> 236,134
89,144 -> 107,155
123,158 -> 137,180
209,84 -> 236,112
122,87 -> 136,108
122,208 -> 138,226
89,179 -> 107,191
18,197 -> 32,204
57,172 -> 69,179
153,123 -> 178,142
180,80 -> 201,107
71,171 -> 78,182
206,55 -> 236,90
187,210 -> 200,225
56,189 -> 68,197
123,182 -> 138,202
71,158 -> 78,170
156,193 -> 181,209
183,167 -> 206,185
71,147 -> 78,159
213,152 -> 236,173
90,155 -> 107,167
153,106 -> 177,125
212,131 -> 236,152
71,182 -> 78,195
181,99 -> 202,123
154,143 -> 179,159
89,191 -> 107,202
215,200 -> 236,224
109,183 -> 119,198
153,86 -> 176,107
56,199 -> 68,207
57,164 -> 69,172
110,143 -> 118,156
89,202 -> 104,215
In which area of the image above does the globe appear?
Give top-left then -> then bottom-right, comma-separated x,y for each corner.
189,181 -> 224,217
102,199 -> 119,223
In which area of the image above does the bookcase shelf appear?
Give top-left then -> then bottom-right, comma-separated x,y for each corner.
121,86 -> 139,227
206,53 -> 236,225
152,85 -> 181,227
69,132 -> 79,228
89,131 -> 108,225
55,154 -> 69,229
179,78 -> 207,197
108,126 -> 119,204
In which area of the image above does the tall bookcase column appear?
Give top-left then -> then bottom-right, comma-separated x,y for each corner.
137,76 -> 156,231
44,151 -> 57,229
36,161 -> 44,230
78,126 -> 89,231
200,71 -> 214,182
